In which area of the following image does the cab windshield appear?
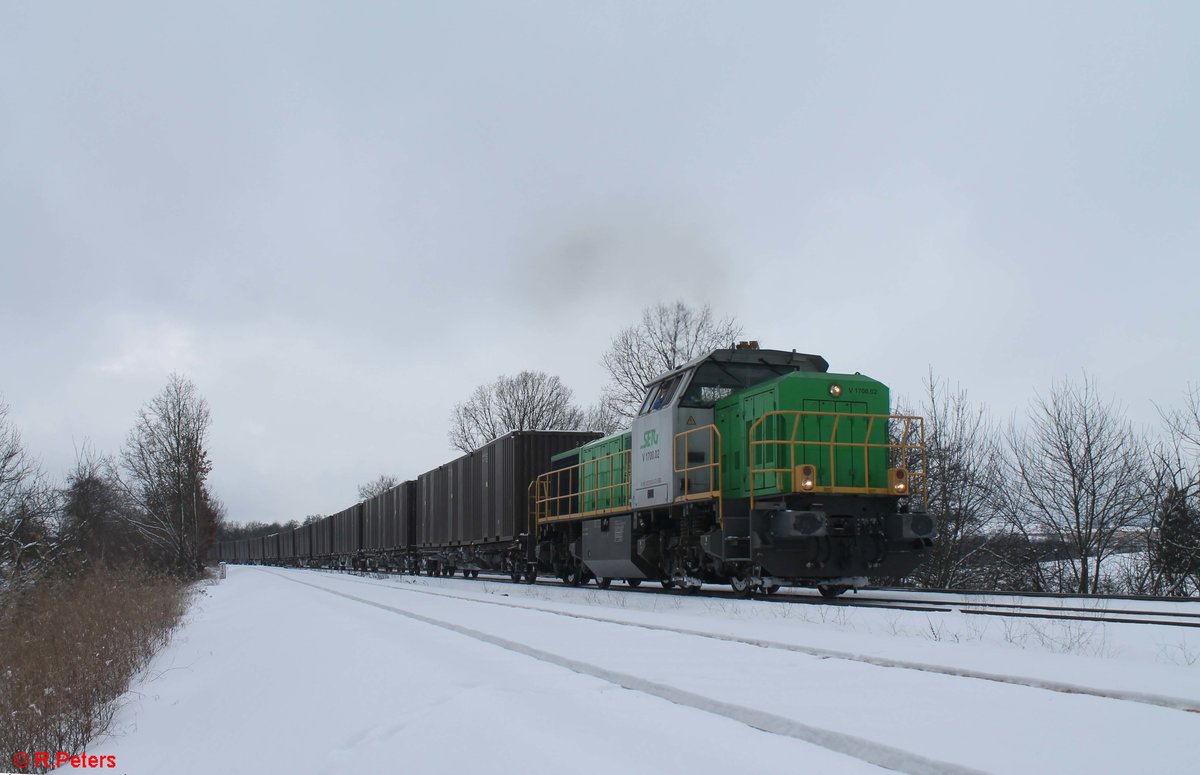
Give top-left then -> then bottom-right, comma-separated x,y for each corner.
678,361 -> 798,408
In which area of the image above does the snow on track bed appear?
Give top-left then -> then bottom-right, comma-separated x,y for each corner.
277,572 -> 981,775
99,566 -> 887,774
99,566 -> 1200,774
303,570 -> 1200,714
269,568 -> 1200,774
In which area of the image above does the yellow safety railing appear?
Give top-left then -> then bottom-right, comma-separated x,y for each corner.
529,448 -> 632,526
748,411 -> 926,511
673,424 -> 723,522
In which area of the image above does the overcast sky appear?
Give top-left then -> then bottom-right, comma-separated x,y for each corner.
2,2 -> 1197,524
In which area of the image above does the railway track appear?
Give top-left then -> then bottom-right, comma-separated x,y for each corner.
324,566 -> 1200,630
290,568 -> 1200,715
765,590 -> 1200,629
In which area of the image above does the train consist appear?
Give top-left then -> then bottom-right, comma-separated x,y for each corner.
216,346 -> 936,596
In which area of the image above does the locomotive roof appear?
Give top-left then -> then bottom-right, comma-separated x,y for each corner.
649,348 -> 829,385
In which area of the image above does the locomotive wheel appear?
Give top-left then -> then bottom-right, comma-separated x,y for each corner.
818,584 -> 848,598
730,575 -> 754,598
596,577 -> 611,590
626,579 -> 642,588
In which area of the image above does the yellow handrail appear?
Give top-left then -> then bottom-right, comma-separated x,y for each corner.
748,411 -> 926,511
673,423 -> 723,524
529,448 -> 632,526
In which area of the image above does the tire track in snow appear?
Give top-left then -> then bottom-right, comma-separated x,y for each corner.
295,569 -> 1200,715
270,570 -> 987,775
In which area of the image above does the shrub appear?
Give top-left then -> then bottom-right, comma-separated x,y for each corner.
0,566 -> 191,768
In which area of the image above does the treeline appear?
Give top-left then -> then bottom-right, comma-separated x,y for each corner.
894,373 -> 1200,596
1,374 -> 222,596
218,515 -> 323,543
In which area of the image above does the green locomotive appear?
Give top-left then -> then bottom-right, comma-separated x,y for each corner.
528,345 -> 934,596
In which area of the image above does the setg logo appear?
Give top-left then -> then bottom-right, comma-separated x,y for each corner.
641,429 -> 659,449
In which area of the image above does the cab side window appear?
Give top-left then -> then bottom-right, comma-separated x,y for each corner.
638,386 -> 658,416
640,376 -> 681,415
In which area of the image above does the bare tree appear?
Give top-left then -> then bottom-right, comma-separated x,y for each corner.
1162,384 -> 1200,451
60,443 -> 141,569
0,402 -> 59,589
999,375 -> 1147,593
449,371 -> 586,453
600,300 -> 742,421
1142,385 -> 1200,595
114,374 -> 214,575
900,371 -> 1002,589
358,474 -> 400,501
581,400 -> 623,437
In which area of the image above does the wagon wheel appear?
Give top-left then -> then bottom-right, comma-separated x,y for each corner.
626,579 -> 642,588
523,565 -> 537,584
566,565 -> 585,586
730,575 -> 754,598
660,578 -> 675,589
470,570 -> 479,579
510,565 -> 521,583
596,577 -> 612,590
763,582 -> 781,595
462,568 -> 472,578
818,584 -> 847,598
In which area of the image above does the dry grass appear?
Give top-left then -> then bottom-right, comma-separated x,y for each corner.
0,566 -> 191,766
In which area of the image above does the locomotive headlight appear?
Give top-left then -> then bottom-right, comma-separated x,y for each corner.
829,384 -> 842,397
888,467 -> 909,495
795,464 -> 817,492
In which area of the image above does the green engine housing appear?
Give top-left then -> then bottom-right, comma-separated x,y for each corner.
716,371 -> 893,500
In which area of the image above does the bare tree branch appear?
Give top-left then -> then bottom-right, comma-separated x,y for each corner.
600,300 -> 742,421
449,371 -> 587,453
999,374 -> 1148,593
116,374 -> 215,575
0,401 -> 60,591
898,370 -> 1002,588
358,474 -> 400,501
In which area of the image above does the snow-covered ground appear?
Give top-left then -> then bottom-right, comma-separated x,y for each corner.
88,567 -> 1200,774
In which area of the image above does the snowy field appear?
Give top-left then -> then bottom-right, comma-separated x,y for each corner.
89,566 -> 1200,774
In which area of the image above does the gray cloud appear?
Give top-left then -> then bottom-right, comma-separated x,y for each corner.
2,1 -> 1197,523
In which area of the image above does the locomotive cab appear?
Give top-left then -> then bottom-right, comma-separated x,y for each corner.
629,348 -> 829,510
